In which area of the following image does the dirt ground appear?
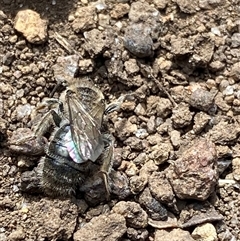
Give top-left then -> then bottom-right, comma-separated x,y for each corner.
0,0 -> 240,240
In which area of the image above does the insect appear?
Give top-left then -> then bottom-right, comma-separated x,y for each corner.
9,78 -> 123,200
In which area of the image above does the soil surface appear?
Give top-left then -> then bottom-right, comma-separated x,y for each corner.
1,0 -> 240,240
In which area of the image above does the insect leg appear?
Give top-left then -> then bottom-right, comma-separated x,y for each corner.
105,94 -> 134,114
33,109 -> 62,137
99,134 -> 114,200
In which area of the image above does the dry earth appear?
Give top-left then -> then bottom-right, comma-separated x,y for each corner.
0,0 -> 240,240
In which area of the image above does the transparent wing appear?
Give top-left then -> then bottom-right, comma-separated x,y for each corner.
66,90 -> 104,162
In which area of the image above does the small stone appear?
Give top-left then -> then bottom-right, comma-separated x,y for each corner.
232,158 -> 240,181
110,171 -> 131,199
0,10 -> 7,20
139,187 -> 168,221
129,175 -> 147,194
52,55 -> 79,83
156,57 -> 172,72
98,14 -> 110,28
16,104 -> 33,121
112,201 -> 148,228
189,88 -> 215,112
192,223 -> 218,241
114,118 -> 138,141
7,227 -> 25,241
72,6 -> 97,32
124,58 -> 140,75
128,1 -> 159,23
147,116 -> 156,134
153,0 -> 168,9
15,40 -> 26,49
155,228 -> 194,241
134,103 -> 146,116
147,96 -> 172,118
110,3 -> 130,19
14,9 -> 48,44
127,228 -> 149,241
167,139 -> 218,200
209,60 -> 225,72
124,23 -> 153,58
170,36 -> 192,55
83,29 -> 114,57
222,85 -> 234,96
149,141 -> 173,165
149,172 -> 176,207
170,130 -> 181,148
78,59 -> 94,74
171,103 -> 193,128
230,62 -> 240,80
2,52 -> 15,66
9,35 -> 18,44
193,112 -> 210,134
231,33 -> 240,47
74,213 -> 126,241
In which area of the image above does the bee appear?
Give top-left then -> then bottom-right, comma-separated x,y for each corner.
9,78 -> 123,201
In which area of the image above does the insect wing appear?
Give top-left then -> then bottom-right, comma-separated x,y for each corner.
74,84 -> 105,129
66,91 -> 104,163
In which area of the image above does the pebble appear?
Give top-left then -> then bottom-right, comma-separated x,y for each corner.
52,55 -> 79,83
139,187 -> 168,221
74,213 -> 126,241
72,6 -> 97,32
171,103 -> 193,128
167,139 -> 218,201
155,228 -> 194,241
16,104 -> 33,121
231,33 -> 240,47
230,62 -> 240,80
14,9 -> 48,44
7,227 -> 25,241
189,88 -> 215,112
192,223 -> 218,241
124,23 -> 153,58
112,201 -> 148,228
2,52 -> 15,65
110,3 -> 130,19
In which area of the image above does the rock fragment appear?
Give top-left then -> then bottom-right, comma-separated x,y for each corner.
148,172 -> 176,210
192,223 -> 218,241
193,112 -> 211,134
110,3 -> 130,19
128,1 -> 159,23
113,201 -> 148,228
110,171 -> 131,199
124,23 -> 153,58
232,158 -> 240,181
14,9 -> 48,44
7,227 -> 25,241
83,29 -> 114,57
207,120 -> 240,144
167,139 -> 218,200
139,187 -> 168,221
154,228 -> 194,241
52,55 -> 79,83
149,141 -> 173,165
127,227 -> 148,241
230,62 -> 240,80
73,213 -> 126,241
171,103 -> 193,128
189,88 -> 215,112
72,6 -> 97,32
